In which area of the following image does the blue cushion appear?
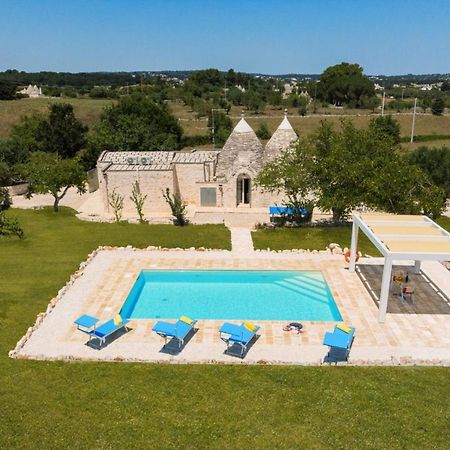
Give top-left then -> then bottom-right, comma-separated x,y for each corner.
92,318 -> 129,338
220,323 -> 260,344
153,319 -> 194,340
323,326 -> 355,349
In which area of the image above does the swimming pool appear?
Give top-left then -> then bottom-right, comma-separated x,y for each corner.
120,270 -> 342,322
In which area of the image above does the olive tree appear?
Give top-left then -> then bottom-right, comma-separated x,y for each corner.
18,152 -> 86,212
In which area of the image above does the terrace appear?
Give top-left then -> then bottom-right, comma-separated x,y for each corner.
13,246 -> 450,365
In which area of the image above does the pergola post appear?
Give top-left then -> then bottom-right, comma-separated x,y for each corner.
378,257 -> 393,323
349,219 -> 359,272
414,260 -> 421,274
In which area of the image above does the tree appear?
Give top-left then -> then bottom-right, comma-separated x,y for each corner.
441,80 -> 450,92
297,96 -> 309,116
256,120 -> 445,223
17,152 -> 86,212
243,90 -> 266,113
421,94 -> 433,112
0,113 -> 45,171
311,121 -> 371,221
92,95 -> 183,153
255,122 -> 272,140
0,187 -> 23,238
431,97 -> 445,116
36,103 -> 88,158
0,161 -> 13,186
368,157 -> 445,218
162,188 -> 188,226
369,115 -> 401,144
0,81 -> 17,100
360,95 -> 381,112
208,111 -> 232,147
407,146 -> 450,197
0,186 -> 12,211
317,63 -> 375,107
312,121 -> 444,220
130,180 -> 147,223
255,137 -> 316,221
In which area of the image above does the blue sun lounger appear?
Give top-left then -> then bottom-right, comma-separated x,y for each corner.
74,314 -> 130,347
219,322 -> 260,357
323,325 -> 355,363
152,317 -> 197,348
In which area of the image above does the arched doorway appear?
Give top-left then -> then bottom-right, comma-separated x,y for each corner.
236,174 -> 251,206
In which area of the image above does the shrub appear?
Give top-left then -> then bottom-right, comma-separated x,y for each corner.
0,213 -> 24,238
108,189 -> 124,222
369,115 -> 401,144
432,97 -> 445,116
130,181 -> 147,223
256,122 -> 272,140
0,187 -> 12,211
180,134 -> 211,147
162,188 -> 188,226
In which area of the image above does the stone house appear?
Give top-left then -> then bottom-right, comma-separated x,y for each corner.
19,84 -> 43,98
96,114 -> 297,223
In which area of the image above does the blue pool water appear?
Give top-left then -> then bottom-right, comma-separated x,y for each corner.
120,270 -> 342,322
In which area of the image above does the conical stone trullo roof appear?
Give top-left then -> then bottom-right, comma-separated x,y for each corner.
264,113 -> 298,162
215,116 -> 264,181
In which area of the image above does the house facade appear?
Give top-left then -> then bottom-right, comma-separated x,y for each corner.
19,84 -> 43,98
96,114 -> 297,222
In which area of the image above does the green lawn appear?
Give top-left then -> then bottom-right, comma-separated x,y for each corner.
252,217 -> 450,255
252,225 -> 380,255
1,209 -> 449,448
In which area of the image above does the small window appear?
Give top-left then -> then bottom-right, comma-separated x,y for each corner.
200,187 -> 216,206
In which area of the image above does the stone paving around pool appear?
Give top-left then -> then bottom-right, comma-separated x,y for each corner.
11,248 -> 450,365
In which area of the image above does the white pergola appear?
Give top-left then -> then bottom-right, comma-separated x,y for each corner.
349,213 -> 450,323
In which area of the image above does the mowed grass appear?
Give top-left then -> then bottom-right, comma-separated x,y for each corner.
0,97 -> 115,137
252,217 -> 450,254
0,208 -> 449,448
252,225 -> 380,255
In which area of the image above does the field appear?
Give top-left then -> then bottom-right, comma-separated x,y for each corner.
168,101 -> 450,149
0,208 -> 449,448
1,97 -> 449,151
0,97 -> 115,138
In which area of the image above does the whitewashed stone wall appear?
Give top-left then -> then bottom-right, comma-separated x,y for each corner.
174,163 -> 206,206
104,170 -> 175,213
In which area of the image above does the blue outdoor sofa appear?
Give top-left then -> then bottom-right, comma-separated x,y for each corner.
219,322 -> 260,357
269,206 -> 308,221
152,316 -> 198,348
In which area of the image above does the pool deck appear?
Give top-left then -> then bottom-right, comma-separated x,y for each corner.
11,248 -> 450,365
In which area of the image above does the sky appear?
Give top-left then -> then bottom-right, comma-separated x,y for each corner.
1,0 -> 449,75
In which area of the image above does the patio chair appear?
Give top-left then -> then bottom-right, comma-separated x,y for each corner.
152,316 -> 198,348
74,314 -> 130,347
219,322 -> 260,357
322,324 -> 355,363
